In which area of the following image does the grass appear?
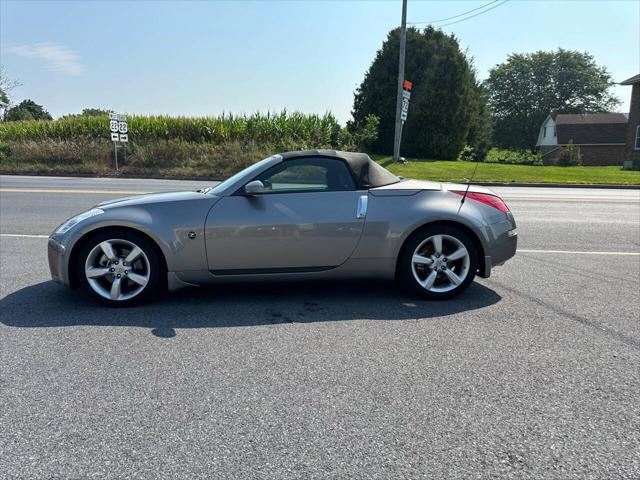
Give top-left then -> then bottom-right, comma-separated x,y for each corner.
1,114 -> 638,185
375,156 -> 640,185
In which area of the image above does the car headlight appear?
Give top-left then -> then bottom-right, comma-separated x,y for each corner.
55,208 -> 104,234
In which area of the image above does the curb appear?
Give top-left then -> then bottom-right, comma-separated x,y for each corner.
1,172 -> 639,189
474,182 -> 640,190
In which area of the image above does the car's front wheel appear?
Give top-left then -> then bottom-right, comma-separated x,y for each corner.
398,225 -> 478,300
76,230 -> 163,306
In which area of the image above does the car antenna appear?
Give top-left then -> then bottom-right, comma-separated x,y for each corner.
458,156 -> 481,212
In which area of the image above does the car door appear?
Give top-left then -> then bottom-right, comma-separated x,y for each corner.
205,156 -> 367,273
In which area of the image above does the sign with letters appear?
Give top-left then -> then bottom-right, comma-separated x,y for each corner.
109,112 -> 128,170
109,112 -> 128,143
400,80 -> 412,123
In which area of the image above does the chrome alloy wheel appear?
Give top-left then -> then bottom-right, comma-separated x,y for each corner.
411,234 -> 471,293
84,239 -> 150,301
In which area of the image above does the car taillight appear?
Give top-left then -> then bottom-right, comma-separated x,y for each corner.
452,191 -> 510,213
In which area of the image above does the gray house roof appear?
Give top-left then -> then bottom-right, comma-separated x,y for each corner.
553,113 -> 628,144
620,73 -> 640,85
555,113 -> 627,125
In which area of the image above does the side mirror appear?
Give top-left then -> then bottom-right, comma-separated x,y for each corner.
244,180 -> 265,196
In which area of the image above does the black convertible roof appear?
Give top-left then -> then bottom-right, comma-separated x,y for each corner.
279,150 -> 399,189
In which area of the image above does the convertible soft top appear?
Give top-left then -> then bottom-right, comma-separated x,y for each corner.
280,150 -> 399,189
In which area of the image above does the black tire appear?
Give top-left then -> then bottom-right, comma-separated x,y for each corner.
398,224 -> 479,300
76,229 -> 163,307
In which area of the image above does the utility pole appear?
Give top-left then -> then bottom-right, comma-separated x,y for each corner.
393,0 -> 408,162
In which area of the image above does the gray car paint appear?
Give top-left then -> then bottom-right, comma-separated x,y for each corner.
48,155 -> 517,291
205,190 -> 366,271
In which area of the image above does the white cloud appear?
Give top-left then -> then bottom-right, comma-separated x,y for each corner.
7,42 -> 85,76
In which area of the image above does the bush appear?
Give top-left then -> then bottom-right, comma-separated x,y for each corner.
341,114 -> 380,151
125,140 -> 272,177
8,139 -> 109,165
457,145 -> 477,162
484,148 -> 543,166
553,141 -> 582,166
0,137 -> 275,177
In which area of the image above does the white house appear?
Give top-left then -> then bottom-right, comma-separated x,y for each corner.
535,113 -> 628,165
536,115 -> 557,146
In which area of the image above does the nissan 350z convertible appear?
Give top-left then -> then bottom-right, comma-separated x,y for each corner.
48,150 -> 517,306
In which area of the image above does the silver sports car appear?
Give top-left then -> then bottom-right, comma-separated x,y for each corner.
48,150 -> 517,306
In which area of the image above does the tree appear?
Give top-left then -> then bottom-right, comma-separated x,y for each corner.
80,108 -> 110,117
485,49 -> 620,149
0,66 -> 21,120
5,99 -> 53,121
466,82 -> 493,159
351,27 -> 485,159
61,108 -> 111,119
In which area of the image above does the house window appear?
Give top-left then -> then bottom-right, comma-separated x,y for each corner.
554,126 -> 557,137
543,126 -> 547,137
635,125 -> 640,150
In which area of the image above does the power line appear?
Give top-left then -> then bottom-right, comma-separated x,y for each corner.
408,0 -> 499,25
408,0 -> 507,27
438,0 -> 508,27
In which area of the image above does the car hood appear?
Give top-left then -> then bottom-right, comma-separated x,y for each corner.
97,190 -> 209,209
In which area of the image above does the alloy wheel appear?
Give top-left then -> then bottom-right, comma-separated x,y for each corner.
411,234 -> 471,293
84,238 -> 150,301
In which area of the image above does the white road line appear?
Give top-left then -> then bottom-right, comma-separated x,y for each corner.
518,249 -> 640,256
503,198 -> 639,204
0,234 -> 49,238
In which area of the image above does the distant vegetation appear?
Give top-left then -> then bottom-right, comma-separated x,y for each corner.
0,111 -> 379,177
486,49 -> 619,149
4,99 -> 52,122
0,39 -> 627,180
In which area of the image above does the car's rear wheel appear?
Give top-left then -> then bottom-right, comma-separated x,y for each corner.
77,230 -> 162,306
399,225 -> 478,300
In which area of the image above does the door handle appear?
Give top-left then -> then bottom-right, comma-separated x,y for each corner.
356,195 -> 368,219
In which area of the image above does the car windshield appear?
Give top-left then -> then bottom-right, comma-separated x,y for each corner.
203,155 -> 281,194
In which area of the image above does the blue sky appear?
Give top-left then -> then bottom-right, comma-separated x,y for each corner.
1,0 -> 638,123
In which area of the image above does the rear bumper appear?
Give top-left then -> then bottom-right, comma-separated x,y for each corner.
479,216 -> 518,278
490,228 -> 517,266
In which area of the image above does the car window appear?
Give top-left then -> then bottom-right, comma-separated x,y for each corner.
255,157 -> 355,193
207,155 -> 280,195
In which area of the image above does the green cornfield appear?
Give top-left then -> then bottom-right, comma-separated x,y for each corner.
0,111 -> 352,178
0,111 -> 342,146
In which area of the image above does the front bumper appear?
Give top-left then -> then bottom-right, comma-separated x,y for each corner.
48,235 -> 70,287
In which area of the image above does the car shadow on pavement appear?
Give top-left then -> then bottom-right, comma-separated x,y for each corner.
0,280 -> 501,337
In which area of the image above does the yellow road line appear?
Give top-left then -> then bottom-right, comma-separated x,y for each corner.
0,188 -> 150,195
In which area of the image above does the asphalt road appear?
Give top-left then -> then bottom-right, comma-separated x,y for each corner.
1,175 -> 639,479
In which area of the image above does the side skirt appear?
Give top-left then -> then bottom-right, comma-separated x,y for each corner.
210,265 -> 337,276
